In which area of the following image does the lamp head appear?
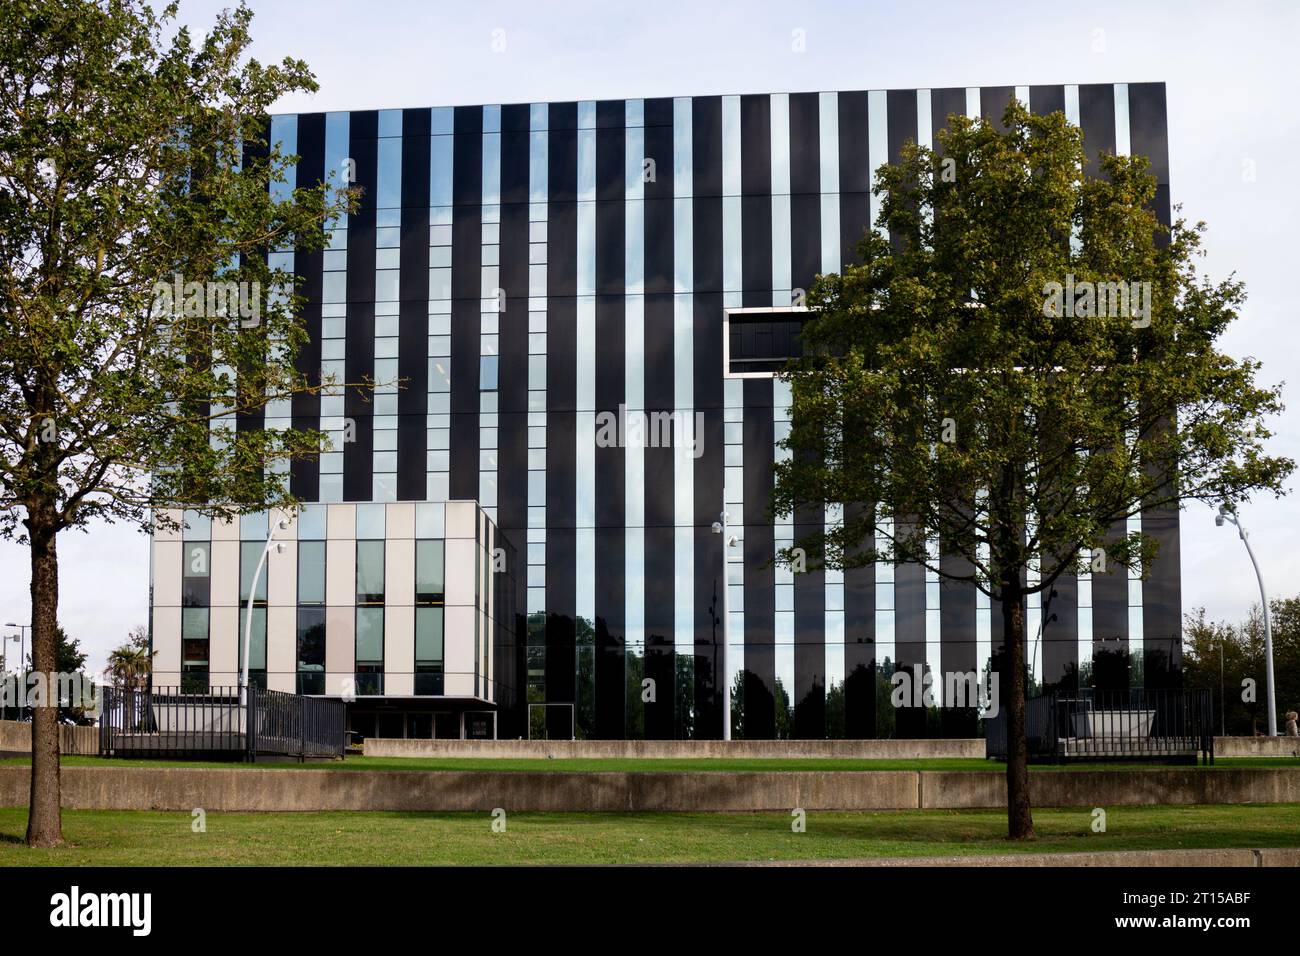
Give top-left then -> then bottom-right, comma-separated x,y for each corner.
711,522 -> 722,535
1215,514 -> 1225,527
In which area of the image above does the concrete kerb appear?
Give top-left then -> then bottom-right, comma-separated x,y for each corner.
726,847 -> 1300,867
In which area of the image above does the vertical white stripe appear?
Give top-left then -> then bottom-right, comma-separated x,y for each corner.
867,90 -> 889,237
965,88 -> 980,120
819,92 -> 840,277
722,96 -> 742,294
1114,83 -> 1131,157
770,93 -> 791,301
916,90 -> 932,150
1064,85 -> 1081,126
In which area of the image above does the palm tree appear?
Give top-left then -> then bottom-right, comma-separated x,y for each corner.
104,644 -> 151,690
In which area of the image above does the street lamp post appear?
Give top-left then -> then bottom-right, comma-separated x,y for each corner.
0,633 -> 17,720
711,506 -> 738,742
240,514 -> 292,703
5,624 -> 29,718
1215,506 -> 1276,736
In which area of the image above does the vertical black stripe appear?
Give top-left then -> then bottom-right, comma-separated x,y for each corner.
498,103 -> 531,735
691,95 -> 724,738
836,91 -> 871,270
593,98 -> 627,738
788,91 -> 824,738
843,503 -> 876,738
742,378 -> 775,738
291,112 -> 325,501
545,103 -> 578,728
930,88 -> 966,148
1129,84 -> 1178,688
343,111 -> 377,502
979,86 -> 1016,132
1078,83 -> 1117,180
1029,85 -> 1065,118
396,111 -> 430,501
449,106 -> 482,501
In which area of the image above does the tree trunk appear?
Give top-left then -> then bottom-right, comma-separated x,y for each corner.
1002,578 -> 1035,840
25,507 -> 62,848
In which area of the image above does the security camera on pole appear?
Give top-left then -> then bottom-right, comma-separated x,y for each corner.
711,504 -> 738,742
1215,505 -> 1276,736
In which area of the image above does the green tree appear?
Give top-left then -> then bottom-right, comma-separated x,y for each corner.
104,624 -> 152,691
1183,601 -> 1300,735
0,1 -> 353,847
772,101 -> 1292,839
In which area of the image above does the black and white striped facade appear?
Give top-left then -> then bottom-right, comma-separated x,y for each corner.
149,83 -> 1180,740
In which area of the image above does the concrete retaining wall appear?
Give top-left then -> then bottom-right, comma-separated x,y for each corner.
920,768 -> 1300,809
362,738 -> 985,760
0,719 -> 98,756
0,767 -> 920,812
1215,736 -> 1300,758
3,765 -> 1300,812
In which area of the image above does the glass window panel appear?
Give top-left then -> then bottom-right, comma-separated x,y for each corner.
237,607 -> 267,670
356,540 -> 386,603
297,607 -> 326,668
356,503 -> 386,539
240,541 -> 268,603
416,503 -> 445,538
376,138 -> 401,208
181,510 -> 210,540
356,607 -> 384,662
240,510 -> 269,541
182,542 -> 210,578
298,540 -> 326,605
416,539 -> 444,604
480,355 -> 499,390
181,607 -> 209,639
378,108 -> 403,138
416,607 -> 444,662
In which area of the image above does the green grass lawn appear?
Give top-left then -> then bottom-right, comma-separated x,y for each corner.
0,755 -> 1294,773
0,804 -> 1297,865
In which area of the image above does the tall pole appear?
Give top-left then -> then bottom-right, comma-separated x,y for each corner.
240,516 -> 290,704
1219,636 -> 1225,737
1239,528 -> 1276,737
5,624 -> 29,718
719,508 -> 731,743
1218,508 -> 1276,736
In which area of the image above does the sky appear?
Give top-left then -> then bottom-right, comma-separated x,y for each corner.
3,0 -> 1297,676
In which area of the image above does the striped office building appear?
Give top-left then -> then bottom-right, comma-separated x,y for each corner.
149,83 -> 1180,741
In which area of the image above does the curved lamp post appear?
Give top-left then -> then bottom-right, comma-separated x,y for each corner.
240,513 -> 293,702
1216,505 -> 1276,736
711,505 -> 738,742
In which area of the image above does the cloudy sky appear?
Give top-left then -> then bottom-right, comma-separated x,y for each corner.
3,0 -> 1296,675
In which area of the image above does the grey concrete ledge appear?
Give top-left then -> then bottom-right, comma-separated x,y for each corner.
3,766 -> 1300,812
0,767 -> 920,812
0,720 -> 97,756
731,847 -> 1300,867
362,738 -> 985,759
1214,736 -> 1300,758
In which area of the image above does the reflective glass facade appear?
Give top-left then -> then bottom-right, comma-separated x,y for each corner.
150,84 -> 1179,740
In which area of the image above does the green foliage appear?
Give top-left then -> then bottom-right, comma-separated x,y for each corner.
1183,600 -> 1300,735
104,624 -> 151,690
0,0 -> 356,539
773,100 -> 1291,598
